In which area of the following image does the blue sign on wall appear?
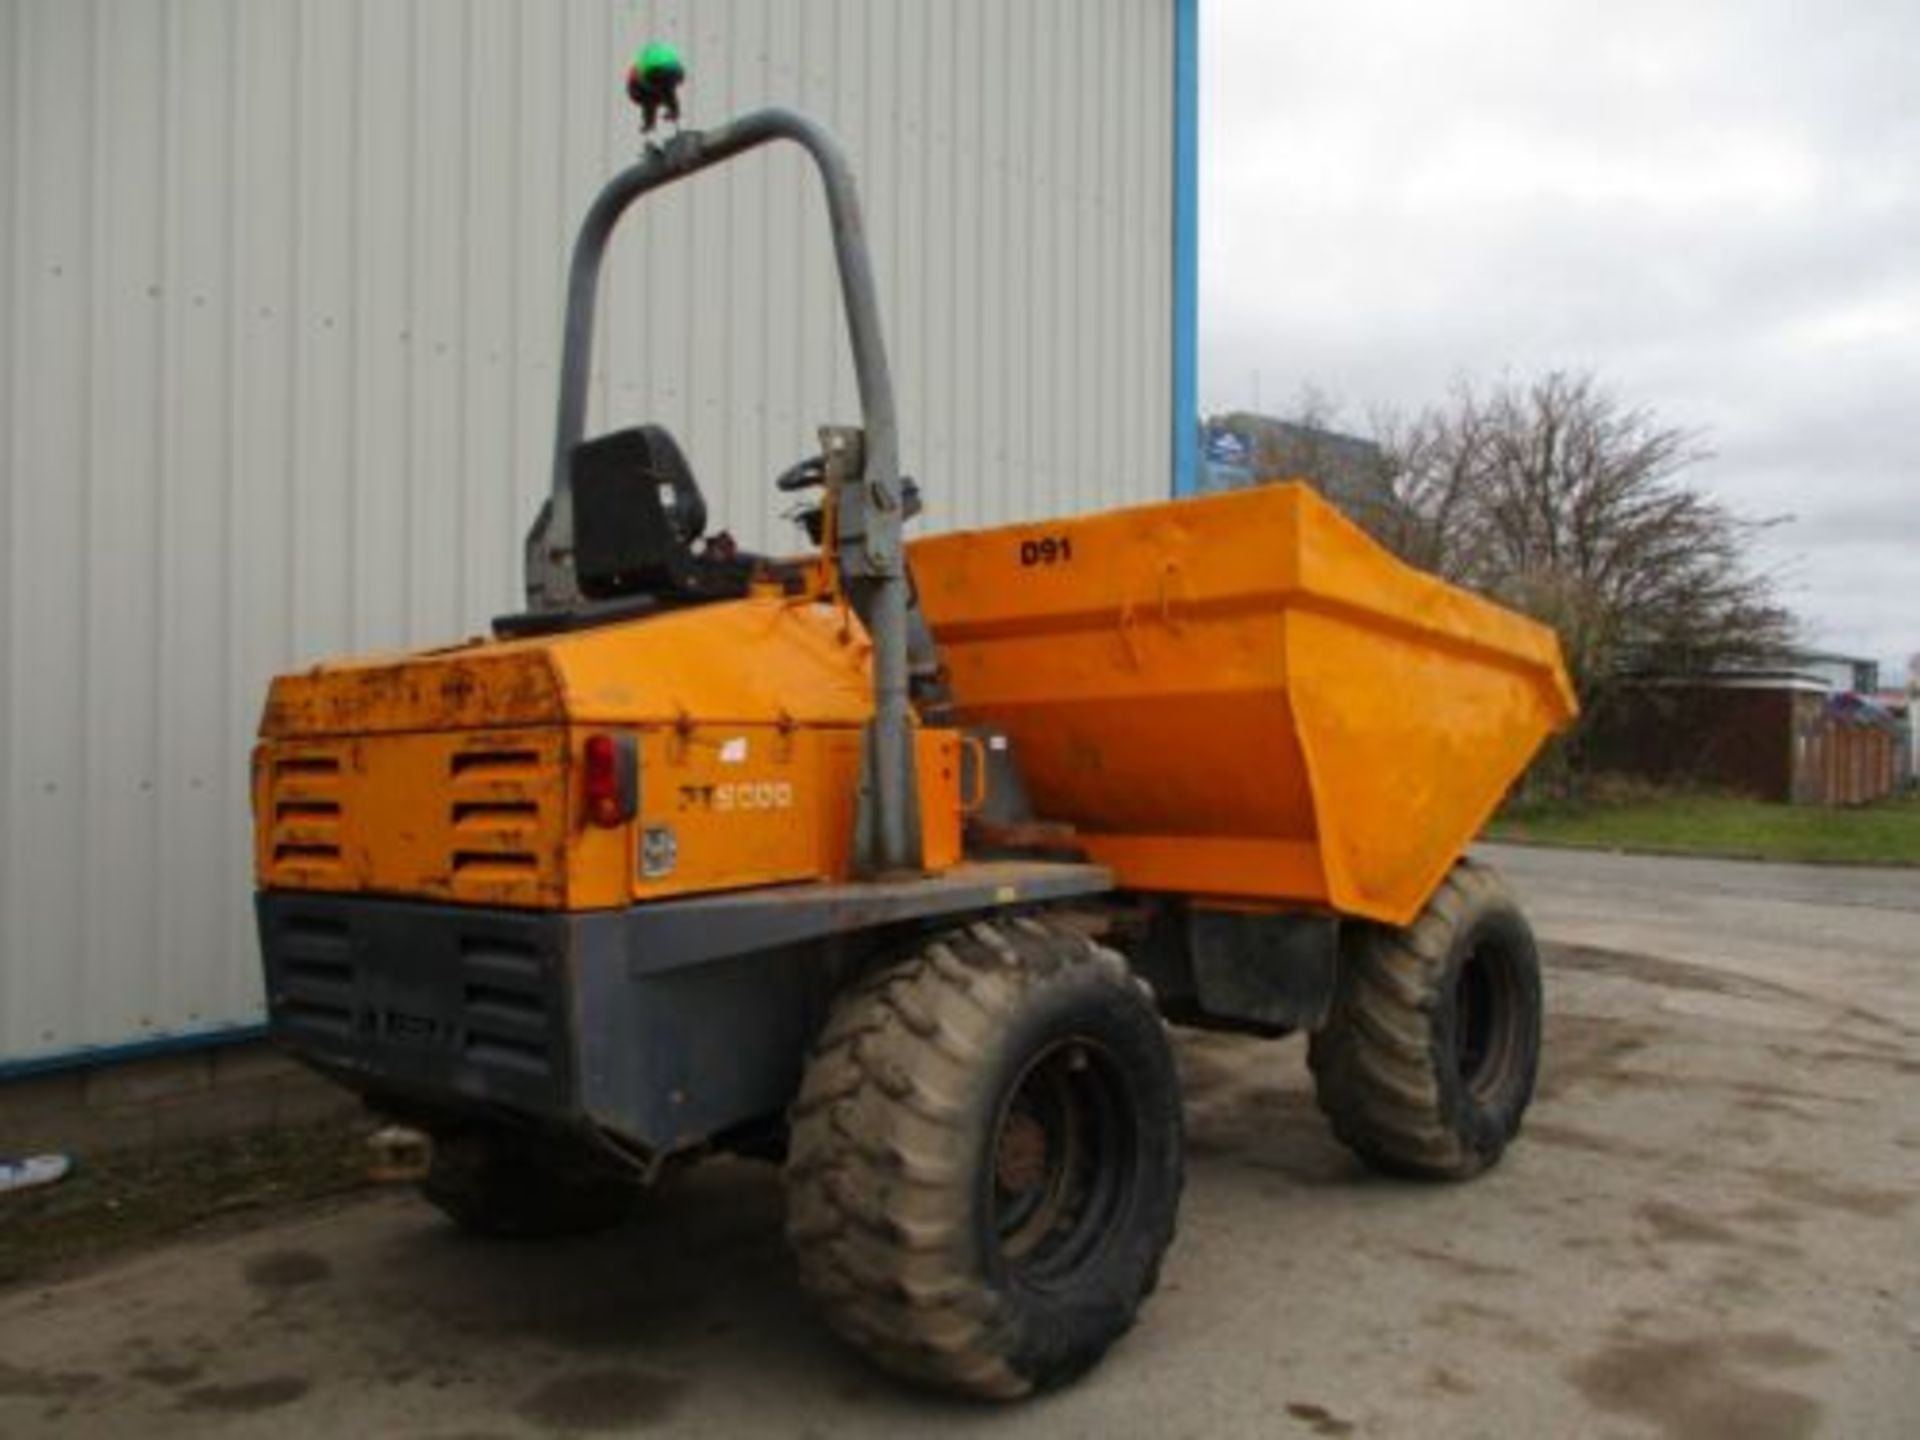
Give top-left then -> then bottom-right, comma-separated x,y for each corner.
1205,428 -> 1251,465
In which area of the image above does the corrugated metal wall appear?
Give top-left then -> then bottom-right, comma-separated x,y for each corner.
0,0 -> 1177,1069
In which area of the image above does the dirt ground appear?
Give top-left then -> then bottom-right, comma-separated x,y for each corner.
1,844 -> 1915,1438
0,1120 -> 369,1289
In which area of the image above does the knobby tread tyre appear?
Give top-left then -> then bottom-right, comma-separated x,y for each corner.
421,1131 -> 637,1239
1309,860 -> 1542,1181
784,915 -> 1183,1399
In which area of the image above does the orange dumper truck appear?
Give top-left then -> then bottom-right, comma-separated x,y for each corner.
253,101 -> 1574,1399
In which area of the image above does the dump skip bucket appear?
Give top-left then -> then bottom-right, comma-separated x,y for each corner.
909,483 -> 1577,927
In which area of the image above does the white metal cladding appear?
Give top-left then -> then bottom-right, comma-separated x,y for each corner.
0,0 -> 1176,1067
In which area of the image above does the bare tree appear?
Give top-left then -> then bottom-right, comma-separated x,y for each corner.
1365,399 -> 1489,581
1371,372 -> 1793,771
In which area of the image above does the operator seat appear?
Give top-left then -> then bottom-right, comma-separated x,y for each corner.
495,423 -> 769,638
573,424 -> 712,598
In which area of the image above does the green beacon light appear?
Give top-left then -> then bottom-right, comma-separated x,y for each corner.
627,41 -> 686,134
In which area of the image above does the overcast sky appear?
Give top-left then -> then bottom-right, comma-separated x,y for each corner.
1200,0 -> 1917,680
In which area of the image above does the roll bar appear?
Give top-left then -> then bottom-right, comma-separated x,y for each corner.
525,108 -> 919,874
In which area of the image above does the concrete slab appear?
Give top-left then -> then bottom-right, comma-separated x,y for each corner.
1,846 -> 1915,1438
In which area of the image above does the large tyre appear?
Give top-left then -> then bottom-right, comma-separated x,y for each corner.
785,916 -> 1184,1400
1309,860 -> 1542,1180
421,1130 -> 637,1239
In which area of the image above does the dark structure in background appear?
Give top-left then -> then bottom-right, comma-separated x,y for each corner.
1590,653 -> 1907,806
1199,414 -> 1395,534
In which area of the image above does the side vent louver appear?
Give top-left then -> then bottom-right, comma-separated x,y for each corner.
260,729 -> 563,902
447,743 -> 546,891
274,914 -> 354,1037
270,752 -> 345,871
459,935 -> 551,1076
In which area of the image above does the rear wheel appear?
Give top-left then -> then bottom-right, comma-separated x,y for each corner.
1309,860 -> 1542,1180
785,916 -> 1183,1399
421,1130 -> 637,1239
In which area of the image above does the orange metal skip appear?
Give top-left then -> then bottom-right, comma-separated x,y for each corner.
910,483 -> 1577,927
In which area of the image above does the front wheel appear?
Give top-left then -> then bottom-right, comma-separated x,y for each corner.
1309,860 -> 1542,1180
784,916 -> 1184,1399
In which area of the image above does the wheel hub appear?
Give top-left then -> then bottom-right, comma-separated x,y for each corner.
989,1038 -> 1133,1281
1455,939 -> 1522,1102
995,1110 -> 1050,1194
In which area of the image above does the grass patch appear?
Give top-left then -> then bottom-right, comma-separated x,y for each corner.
0,1118 -> 372,1288
1489,786 -> 1920,865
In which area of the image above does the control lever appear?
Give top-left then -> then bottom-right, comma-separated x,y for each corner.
775,455 -> 827,492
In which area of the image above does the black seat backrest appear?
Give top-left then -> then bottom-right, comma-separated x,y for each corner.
571,425 -> 709,599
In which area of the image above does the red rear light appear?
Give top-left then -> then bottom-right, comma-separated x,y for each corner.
583,733 -> 635,828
